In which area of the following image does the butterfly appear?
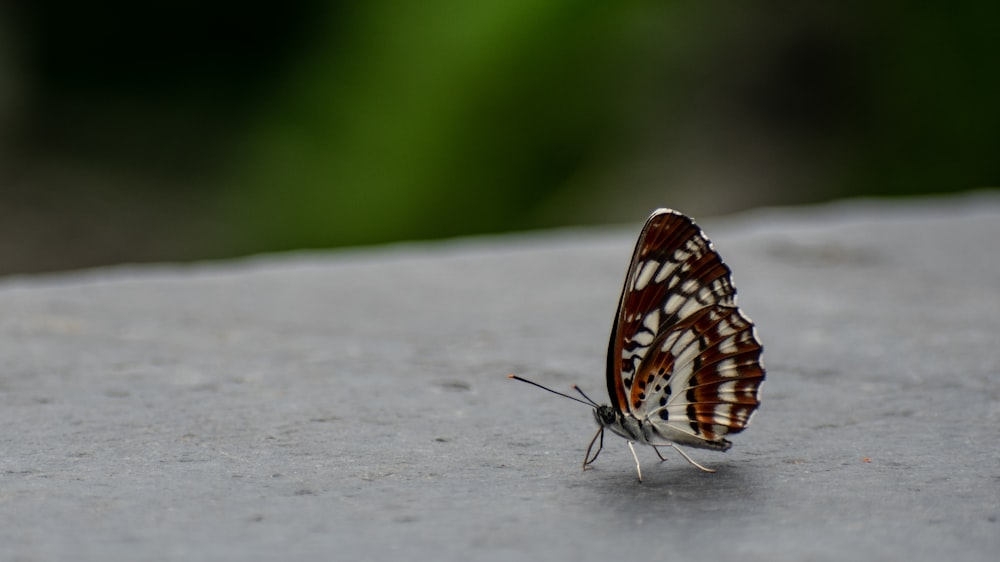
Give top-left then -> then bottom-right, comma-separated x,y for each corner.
510,208 -> 765,482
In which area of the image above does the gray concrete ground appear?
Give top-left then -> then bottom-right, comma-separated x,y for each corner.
2,193 -> 998,561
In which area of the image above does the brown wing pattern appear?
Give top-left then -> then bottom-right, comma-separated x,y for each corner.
607,208 -> 764,447
639,305 -> 764,446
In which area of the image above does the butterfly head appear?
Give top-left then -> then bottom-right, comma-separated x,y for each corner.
593,404 -> 618,427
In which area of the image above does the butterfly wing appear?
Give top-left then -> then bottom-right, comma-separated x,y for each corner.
606,209 -> 764,449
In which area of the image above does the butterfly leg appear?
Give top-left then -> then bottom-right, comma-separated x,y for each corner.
653,446 -> 669,462
669,443 -> 716,473
582,427 -> 604,470
627,441 -> 643,483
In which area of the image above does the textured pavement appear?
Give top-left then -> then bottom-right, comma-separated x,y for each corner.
2,193 -> 998,561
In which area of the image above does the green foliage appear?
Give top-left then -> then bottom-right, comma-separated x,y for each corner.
222,0 -> 664,251
4,1 -> 998,272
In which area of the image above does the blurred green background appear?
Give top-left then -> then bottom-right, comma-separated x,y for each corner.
1,1 -> 997,275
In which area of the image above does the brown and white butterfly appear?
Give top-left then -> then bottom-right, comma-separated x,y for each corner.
511,208 -> 765,482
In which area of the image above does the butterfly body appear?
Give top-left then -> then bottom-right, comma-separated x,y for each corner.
594,401 -> 732,452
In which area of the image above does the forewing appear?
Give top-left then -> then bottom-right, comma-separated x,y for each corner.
607,209 -> 736,411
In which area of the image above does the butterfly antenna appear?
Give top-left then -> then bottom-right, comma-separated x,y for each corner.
571,385 -> 600,407
507,375 -> 594,407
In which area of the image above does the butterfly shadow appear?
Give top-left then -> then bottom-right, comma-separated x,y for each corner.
574,456 -> 764,518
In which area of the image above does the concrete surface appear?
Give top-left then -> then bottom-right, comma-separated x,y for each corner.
2,193 -> 998,561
